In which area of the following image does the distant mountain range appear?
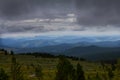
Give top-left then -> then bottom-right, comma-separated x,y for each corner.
64,46 -> 120,60
1,35 -> 120,48
1,35 -> 120,60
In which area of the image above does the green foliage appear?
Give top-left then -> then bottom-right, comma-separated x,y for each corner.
55,56 -> 86,80
0,68 -> 9,80
0,54 -> 120,80
0,49 -> 8,55
87,75 -> 91,80
114,60 -> 120,80
108,69 -> 113,79
11,56 -> 24,80
105,65 -> 114,80
10,51 -> 14,55
95,73 -> 101,80
55,56 -> 75,80
32,63 -> 43,80
4,50 -> 8,55
76,63 -> 85,80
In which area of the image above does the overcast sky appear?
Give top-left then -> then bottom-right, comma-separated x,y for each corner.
1,0 -> 120,38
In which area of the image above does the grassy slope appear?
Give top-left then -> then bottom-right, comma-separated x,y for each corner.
0,54 -> 120,80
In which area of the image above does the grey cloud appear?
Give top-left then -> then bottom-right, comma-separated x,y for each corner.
0,24 -> 45,33
0,0 -> 120,26
0,0 -> 75,20
0,0 -> 30,19
0,0 -> 120,34
76,0 -> 120,26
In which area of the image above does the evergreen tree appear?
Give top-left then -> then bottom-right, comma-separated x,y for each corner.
4,50 -> 8,55
0,68 -> 9,80
95,73 -> 101,80
10,51 -> 14,55
115,59 -> 120,80
11,56 -> 24,80
55,55 -> 75,80
76,63 -> 85,80
87,75 -> 92,80
108,68 -> 114,80
106,65 -> 114,80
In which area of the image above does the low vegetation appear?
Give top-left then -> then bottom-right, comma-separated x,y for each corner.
0,50 -> 120,80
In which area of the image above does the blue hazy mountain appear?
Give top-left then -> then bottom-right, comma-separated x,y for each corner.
1,35 -> 120,54
1,35 -> 120,48
1,35 -> 120,60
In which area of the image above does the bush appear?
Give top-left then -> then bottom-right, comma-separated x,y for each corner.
32,63 -> 43,80
0,68 -> 9,80
76,63 -> 85,80
11,56 -> 24,80
55,56 -> 75,80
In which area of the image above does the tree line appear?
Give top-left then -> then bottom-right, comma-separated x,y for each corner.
0,48 -> 86,61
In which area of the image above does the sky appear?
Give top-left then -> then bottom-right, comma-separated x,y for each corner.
0,0 -> 120,38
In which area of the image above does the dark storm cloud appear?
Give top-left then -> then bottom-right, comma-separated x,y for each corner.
0,0 -> 120,32
75,0 -> 120,26
0,0 -> 29,19
0,0 -> 74,20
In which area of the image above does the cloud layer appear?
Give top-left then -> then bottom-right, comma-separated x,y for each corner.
0,0 -> 120,35
76,0 -> 120,26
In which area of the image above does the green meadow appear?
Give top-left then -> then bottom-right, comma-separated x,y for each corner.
0,53 -> 120,80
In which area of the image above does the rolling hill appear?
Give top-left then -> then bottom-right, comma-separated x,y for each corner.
64,46 -> 120,60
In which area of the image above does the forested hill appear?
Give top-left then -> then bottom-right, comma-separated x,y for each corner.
64,46 -> 120,60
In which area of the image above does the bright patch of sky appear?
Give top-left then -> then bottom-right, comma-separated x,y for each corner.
1,30 -> 120,39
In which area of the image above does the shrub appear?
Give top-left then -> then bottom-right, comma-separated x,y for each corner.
11,56 -> 24,80
32,63 -> 43,80
55,56 -> 75,80
0,68 -> 9,80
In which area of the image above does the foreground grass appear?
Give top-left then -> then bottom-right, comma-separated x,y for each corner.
0,54 -> 120,80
